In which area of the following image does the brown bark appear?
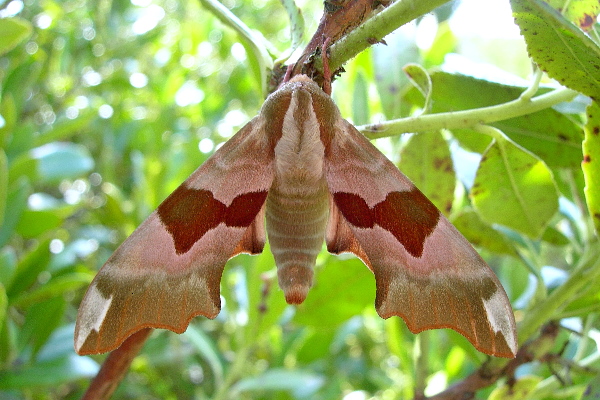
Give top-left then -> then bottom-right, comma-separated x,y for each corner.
81,328 -> 152,400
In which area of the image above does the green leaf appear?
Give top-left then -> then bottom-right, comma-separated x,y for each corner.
31,143 -> 95,182
11,272 -> 92,308
0,150 -> 7,226
373,29 -> 421,118
351,71 -> 370,125
5,239 -> 51,300
243,247 -> 287,337
403,63 -> 433,113
583,373 -> 600,400
541,225 -> 570,246
398,131 -> 455,214
183,325 -> 225,385
19,296 -> 66,356
489,375 -> 543,400
423,22 -> 457,67
0,178 -> 31,248
452,210 -> 518,257
34,112 -> 96,146
0,284 -> 7,331
0,18 -> 32,56
16,210 -> 62,238
544,0 -> 600,31
511,0 -> 600,100
0,325 -> 98,387
0,318 -> 17,365
583,100 -> 600,235
0,94 -> 17,148
0,353 -> 98,389
403,72 -> 583,168
0,247 -> 17,287
232,369 -> 325,397
293,256 -> 373,327
279,0 -> 304,58
471,138 -> 559,238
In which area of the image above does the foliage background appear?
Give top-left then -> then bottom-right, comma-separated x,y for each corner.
1,0 -> 600,399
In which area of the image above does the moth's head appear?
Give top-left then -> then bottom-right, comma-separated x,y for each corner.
282,74 -> 324,94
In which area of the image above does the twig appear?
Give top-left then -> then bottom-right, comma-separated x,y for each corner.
423,323 -> 560,400
358,87 -> 578,139
81,328 -> 153,400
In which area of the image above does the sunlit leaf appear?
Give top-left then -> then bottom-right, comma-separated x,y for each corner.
403,63 -> 433,113
511,0 -> 600,100
293,257 -> 373,327
583,101 -> 600,235
0,284 -> 6,332
403,72 -> 583,168
0,18 -> 32,56
543,0 -> 600,31
471,138 -> 559,238
16,210 -> 62,238
0,94 -> 17,147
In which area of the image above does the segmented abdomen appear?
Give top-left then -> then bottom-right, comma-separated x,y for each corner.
266,181 -> 329,304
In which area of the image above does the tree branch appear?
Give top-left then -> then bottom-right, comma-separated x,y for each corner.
81,328 -> 152,400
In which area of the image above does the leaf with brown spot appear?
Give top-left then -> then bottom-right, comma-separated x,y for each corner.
583,101 -> 600,235
398,131 -> 455,215
511,0 -> 600,99
543,0 -> 600,32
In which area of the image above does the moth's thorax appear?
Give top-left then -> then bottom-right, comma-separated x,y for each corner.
272,88 -> 325,186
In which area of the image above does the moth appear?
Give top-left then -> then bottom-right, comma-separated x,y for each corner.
75,74 -> 517,358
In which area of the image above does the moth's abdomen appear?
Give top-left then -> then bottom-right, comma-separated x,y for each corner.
266,183 -> 329,304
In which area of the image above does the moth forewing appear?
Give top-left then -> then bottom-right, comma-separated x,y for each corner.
76,75 -> 517,358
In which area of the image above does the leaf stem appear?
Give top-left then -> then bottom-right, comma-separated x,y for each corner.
519,68 -> 543,101
358,87 -> 578,139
